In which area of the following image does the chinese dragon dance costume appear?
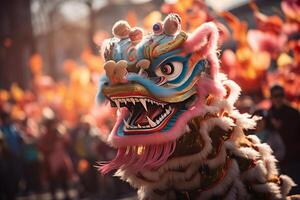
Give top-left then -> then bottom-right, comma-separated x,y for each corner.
97,14 -> 298,200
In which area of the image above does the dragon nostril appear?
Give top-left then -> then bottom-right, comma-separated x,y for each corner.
104,60 -> 128,84
104,60 -> 117,83
115,60 -> 128,83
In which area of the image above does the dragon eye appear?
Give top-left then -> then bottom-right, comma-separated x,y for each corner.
160,63 -> 174,75
156,61 -> 183,81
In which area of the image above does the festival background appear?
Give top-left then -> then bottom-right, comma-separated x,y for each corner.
0,0 -> 299,199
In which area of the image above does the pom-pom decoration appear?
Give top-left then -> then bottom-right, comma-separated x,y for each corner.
163,13 -> 181,35
112,20 -> 131,39
129,27 -> 143,44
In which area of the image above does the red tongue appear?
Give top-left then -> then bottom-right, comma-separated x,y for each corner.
135,107 -> 163,125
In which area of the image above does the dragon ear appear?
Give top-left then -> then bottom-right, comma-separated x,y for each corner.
183,22 -> 219,80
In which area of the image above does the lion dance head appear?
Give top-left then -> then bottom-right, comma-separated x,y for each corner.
97,14 -> 296,200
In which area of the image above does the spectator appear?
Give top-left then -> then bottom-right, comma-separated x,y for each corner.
267,85 -> 300,194
0,107 -> 23,200
253,109 -> 285,161
71,116 -> 101,199
267,85 -> 300,162
236,95 -> 255,114
0,130 -> 16,200
0,103 -> 133,199
19,118 -> 41,195
38,108 -> 75,200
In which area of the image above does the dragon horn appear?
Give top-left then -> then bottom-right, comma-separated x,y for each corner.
152,31 -> 187,58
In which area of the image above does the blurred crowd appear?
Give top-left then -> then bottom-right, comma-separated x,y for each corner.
0,49 -> 133,199
0,103 -> 134,200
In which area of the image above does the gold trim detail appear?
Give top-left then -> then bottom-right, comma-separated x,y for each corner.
102,83 -> 196,103
152,32 -> 187,58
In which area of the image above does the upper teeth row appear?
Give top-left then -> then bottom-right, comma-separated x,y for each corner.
112,97 -> 166,111
123,105 -> 172,129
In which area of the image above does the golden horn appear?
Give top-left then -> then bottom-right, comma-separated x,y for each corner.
152,31 -> 187,58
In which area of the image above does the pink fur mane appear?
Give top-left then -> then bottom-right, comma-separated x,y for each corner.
183,22 -> 220,80
100,141 -> 176,174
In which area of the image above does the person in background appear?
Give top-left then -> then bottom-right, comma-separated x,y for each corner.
253,109 -> 285,161
0,106 -> 23,200
235,95 -> 255,114
267,85 -> 300,194
19,118 -> 41,195
267,85 -> 300,162
38,108 -> 75,200
0,129 -> 16,200
71,116 -> 101,199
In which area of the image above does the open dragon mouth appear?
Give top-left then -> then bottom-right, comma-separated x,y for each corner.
110,95 -> 179,135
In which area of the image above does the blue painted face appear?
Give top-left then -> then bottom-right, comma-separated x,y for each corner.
99,33 -> 207,100
98,19 -> 208,142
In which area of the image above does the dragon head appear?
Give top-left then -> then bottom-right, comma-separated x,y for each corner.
98,14 -> 225,173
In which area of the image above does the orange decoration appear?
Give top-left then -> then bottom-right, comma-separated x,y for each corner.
10,83 -> 24,102
126,10 -> 137,27
29,54 -> 43,76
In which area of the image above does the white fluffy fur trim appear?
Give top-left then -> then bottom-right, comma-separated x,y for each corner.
207,98 -> 232,113
222,80 -> 241,106
137,187 -> 176,200
241,160 -> 267,183
280,175 -> 297,198
225,141 -> 261,160
204,116 -> 235,133
255,143 -> 279,178
264,156 -> 279,179
197,159 -> 240,200
115,169 -> 146,189
146,164 -> 199,186
223,179 -> 248,200
231,110 -> 260,130
154,153 -> 201,175
116,163 -> 201,191
255,143 -> 274,157
246,135 -> 261,144
201,104 -> 223,116
217,72 -> 228,82
252,182 -> 282,199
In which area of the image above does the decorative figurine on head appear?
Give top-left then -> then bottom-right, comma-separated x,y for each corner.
97,14 -> 297,200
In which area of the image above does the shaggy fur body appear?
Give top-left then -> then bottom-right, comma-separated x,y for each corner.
115,79 -> 296,200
